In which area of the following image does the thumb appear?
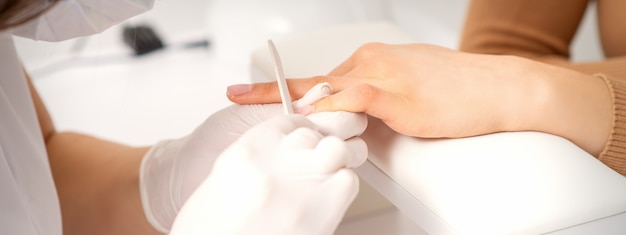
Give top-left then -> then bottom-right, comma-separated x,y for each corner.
302,83 -> 392,120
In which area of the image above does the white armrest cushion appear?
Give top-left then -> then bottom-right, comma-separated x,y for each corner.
362,118 -> 626,234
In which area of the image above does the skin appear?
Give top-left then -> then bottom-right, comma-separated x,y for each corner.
227,43 -> 613,157
26,70 -> 161,235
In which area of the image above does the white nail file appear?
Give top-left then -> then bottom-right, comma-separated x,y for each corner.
267,39 -> 294,114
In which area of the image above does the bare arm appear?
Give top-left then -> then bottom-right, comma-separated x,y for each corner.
458,0 -> 626,174
25,70 -> 160,235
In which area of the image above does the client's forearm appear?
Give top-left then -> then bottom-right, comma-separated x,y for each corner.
514,61 -> 613,157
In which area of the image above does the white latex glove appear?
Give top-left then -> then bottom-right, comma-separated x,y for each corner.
170,114 -> 368,235
139,83 -> 367,233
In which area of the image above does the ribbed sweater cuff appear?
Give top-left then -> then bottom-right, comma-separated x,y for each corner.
597,74 -> 626,176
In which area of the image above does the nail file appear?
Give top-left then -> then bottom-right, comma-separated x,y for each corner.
267,39 -> 294,114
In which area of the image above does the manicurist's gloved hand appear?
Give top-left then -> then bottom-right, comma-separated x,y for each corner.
169,114 -> 368,235
139,83 -> 367,233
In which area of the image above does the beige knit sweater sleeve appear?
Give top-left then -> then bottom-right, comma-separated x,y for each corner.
459,0 -> 626,176
596,73 -> 626,176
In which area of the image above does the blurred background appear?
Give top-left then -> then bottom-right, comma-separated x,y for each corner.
12,0 -> 604,234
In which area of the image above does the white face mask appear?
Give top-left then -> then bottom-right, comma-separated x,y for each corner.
11,0 -> 154,42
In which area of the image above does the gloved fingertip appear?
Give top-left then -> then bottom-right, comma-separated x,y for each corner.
294,82 -> 333,108
319,82 -> 333,95
345,138 -> 368,168
307,111 -> 367,140
295,105 -> 313,115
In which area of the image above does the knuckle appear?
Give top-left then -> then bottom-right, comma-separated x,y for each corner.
353,42 -> 387,60
353,83 -> 379,100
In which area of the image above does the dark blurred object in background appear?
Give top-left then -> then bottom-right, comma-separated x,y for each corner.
123,25 -> 165,56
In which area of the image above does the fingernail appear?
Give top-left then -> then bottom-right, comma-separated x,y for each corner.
295,105 -> 313,115
227,84 -> 251,96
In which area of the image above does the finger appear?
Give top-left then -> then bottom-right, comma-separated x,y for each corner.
238,115 -> 316,144
221,103 -> 283,128
343,137 -> 368,169
293,82 -> 332,108
274,135 -> 346,175
274,135 -> 366,175
279,127 -> 324,150
312,136 -> 359,173
306,111 -> 367,139
310,83 -> 402,122
227,78 -> 323,104
227,76 -> 354,105
271,128 -> 328,175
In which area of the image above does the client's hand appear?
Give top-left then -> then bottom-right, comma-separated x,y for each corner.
170,115 -> 367,235
139,83 -> 367,232
227,43 -> 612,156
